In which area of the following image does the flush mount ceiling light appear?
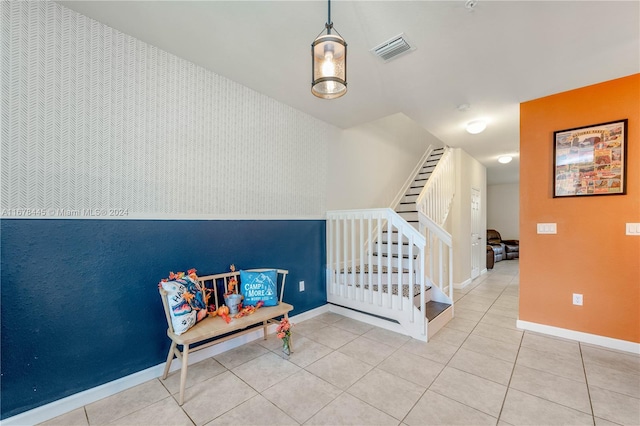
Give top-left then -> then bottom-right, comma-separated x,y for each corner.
466,120 -> 487,134
311,0 -> 347,99
498,155 -> 513,164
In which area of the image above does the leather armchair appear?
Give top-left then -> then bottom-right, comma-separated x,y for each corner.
487,229 -> 519,261
486,245 -> 495,269
504,239 -> 519,259
487,229 -> 505,262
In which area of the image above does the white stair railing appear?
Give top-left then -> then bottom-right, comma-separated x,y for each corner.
326,208 -> 428,338
416,148 -> 455,300
416,148 -> 454,227
419,213 -> 454,300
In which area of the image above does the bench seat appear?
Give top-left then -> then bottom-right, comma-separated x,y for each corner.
166,302 -> 294,347
158,268 -> 292,405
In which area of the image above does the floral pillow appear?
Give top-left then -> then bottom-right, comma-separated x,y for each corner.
159,269 -> 208,335
240,269 -> 278,307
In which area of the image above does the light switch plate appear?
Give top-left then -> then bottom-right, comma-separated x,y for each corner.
626,223 -> 640,236
537,223 -> 557,234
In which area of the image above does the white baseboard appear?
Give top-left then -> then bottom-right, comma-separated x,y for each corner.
327,304 -> 408,336
453,278 -> 472,290
516,320 -> 640,355
2,307 -> 329,426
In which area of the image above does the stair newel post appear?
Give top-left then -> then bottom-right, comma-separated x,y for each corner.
334,216 -> 347,296
419,244 -> 426,336
376,212 -> 383,307
344,215 -> 349,297
449,244 -> 454,299
386,213 -> 393,309
438,239 -> 444,290
429,229 -> 435,285
327,218 -> 336,294
397,221 -> 403,311
367,215 -> 373,304
359,215 -> 365,302
408,235 -> 414,318
350,214 -> 356,300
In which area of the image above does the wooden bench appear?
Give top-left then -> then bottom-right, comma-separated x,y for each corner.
158,268 -> 293,405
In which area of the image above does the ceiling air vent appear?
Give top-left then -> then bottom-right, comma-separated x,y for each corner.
370,33 -> 416,62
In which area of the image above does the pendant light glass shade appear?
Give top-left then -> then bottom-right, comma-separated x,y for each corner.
311,1 -> 347,99
311,34 -> 347,99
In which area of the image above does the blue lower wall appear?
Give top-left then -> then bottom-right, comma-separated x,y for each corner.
0,219 -> 326,419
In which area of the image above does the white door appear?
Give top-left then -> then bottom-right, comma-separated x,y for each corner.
471,188 -> 481,279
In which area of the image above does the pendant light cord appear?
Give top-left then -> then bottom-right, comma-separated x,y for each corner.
313,0 -> 343,40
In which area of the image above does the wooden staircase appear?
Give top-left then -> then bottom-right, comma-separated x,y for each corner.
374,147 -> 452,335
326,146 -> 455,341
374,148 -> 445,262
396,147 -> 445,227
395,147 -> 452,337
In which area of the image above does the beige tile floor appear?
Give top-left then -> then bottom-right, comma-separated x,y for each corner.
41,260 -> 640,426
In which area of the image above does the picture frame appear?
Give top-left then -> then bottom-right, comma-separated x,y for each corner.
553,119 -> 627,197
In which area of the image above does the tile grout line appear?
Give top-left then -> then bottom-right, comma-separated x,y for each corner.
492,270 -> 522,424
578,342 -> 597,426
459,276 -> 518,423
76,271 -> 525,426
420,271 -> 518,422
495,329 -> 525,424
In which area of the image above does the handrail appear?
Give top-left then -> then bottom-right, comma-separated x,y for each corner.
328,208 -> 425,245
389,145 -> 434,210
418,211 -> 454,300
415,147 -> 454,300
416,148 -> 454,227
418,212 -> 452,247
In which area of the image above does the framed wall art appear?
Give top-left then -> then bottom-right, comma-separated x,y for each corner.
553,119 -> 627,197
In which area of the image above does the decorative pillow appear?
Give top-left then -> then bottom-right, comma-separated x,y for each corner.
240,269 -> 278,307
159,272 -> 208,335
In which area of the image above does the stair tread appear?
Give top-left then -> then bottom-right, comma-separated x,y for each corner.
425,300 -> 452,322
373,252 -> 418,259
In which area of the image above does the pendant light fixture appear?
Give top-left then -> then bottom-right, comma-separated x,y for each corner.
311,0 -> 347,99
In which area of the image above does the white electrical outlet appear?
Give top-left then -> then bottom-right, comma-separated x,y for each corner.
299,281 -> 305,292
572,293 -> 583,306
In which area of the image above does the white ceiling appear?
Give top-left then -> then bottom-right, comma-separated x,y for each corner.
57,0 -> 640,185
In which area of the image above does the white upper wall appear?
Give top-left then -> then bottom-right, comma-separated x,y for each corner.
2,1 -> 335,219
487,183 -> 520,240
326,113 -> 443,210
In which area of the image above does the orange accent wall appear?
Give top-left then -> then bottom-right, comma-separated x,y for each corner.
520,74 -> 640,343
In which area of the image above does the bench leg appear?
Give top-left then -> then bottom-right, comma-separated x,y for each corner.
162,341 -> 177,380
263,320 -> 268,340
178,344 -> 189,406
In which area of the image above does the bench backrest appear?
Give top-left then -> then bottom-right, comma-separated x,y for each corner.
198,268 -> 289,312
